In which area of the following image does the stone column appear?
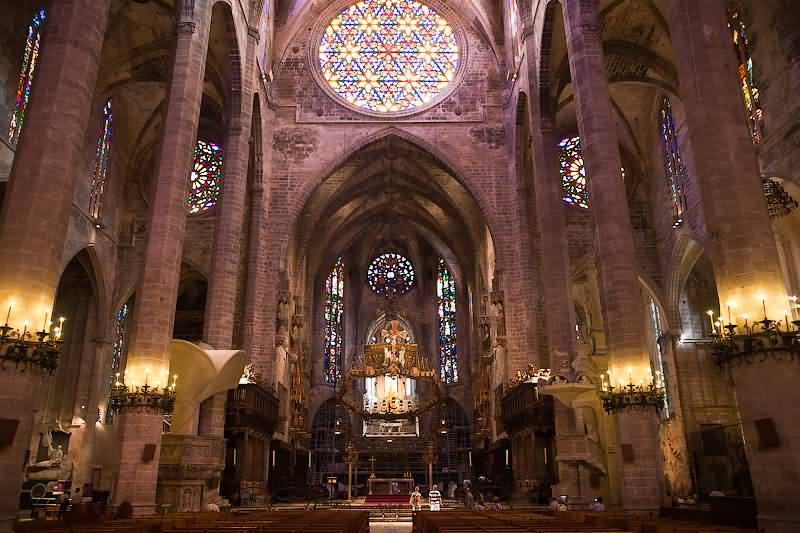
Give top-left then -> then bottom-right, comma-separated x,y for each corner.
665,2 -> 795,530
0,1 -> 111,530
521,13 -> 577,376
561,0 -> 661,510
113,8 -> 209,514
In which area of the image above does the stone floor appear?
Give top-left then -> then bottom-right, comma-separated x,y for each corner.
369,522 -> 413,533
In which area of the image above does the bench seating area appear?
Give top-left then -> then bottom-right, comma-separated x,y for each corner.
14,510 -> 369,533
414,511 -> 762,533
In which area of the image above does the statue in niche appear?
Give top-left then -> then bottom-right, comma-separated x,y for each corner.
275,335 -> 290,386
479,319 -> 491,354
277,296 -> 290,337
490,300 -> 506,338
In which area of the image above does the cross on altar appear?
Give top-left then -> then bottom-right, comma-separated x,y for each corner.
369,455 -> 376,474
381,319 -> 410,358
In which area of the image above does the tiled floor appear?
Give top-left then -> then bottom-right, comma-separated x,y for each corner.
369,522 -> 413,533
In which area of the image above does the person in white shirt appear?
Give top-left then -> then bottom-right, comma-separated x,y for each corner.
590,496 -> 605,512
428,484 -> 442,511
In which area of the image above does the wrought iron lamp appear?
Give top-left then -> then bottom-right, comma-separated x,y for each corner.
708,301 -> 800,366
599,371 -> 665,413
0,312 -> 64,373
109,372 -> 177,414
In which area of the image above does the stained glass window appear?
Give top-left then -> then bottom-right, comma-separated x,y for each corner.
367,253 -> 416,296
105,301 -> 130,424
437,258 -> 458,384
8,8 -> 46,144
323,258 -> 345,384
659,97 -> 688,228
187,140 -> 224,213
559,136 -> 589,209
319,0 -> 460,113
89,99 -> 113,220
728,10 -> 764,144
648,295 -> 669,417
559,136 -> 627,209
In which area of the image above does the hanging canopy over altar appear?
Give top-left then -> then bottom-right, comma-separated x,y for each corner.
336,317 -> 444,438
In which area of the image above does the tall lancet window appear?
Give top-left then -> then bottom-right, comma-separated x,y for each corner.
8,8 -> 46,144
648,295 -> 670,417
559,136 -> 589,209
728,10 -> 764,144
89,99 -> 113,220
105,301 -> 131,423
323,257 -> 345,384
437,258 -> 458,384
659,97 -> 688,228
187,140 -> 224,213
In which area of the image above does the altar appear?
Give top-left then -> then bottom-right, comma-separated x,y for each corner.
367,477 -> 415,495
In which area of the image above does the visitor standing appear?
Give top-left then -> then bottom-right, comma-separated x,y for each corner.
464,487 -> 474,510
410,486 -> 422,511
429,484 -> 442,511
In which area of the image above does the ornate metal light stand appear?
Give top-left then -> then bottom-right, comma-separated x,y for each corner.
710,315 -> 800,366
109,373 -> 177,414
0,322 -> 63,373
599,379 -> 666,414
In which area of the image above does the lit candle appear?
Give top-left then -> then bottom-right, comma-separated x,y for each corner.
58,317 -> 65,337
308,451 -> 312,468
626,367 -> 633,385
41,311 -> 48,332
785,310 -> 790,331
727,305 -> 732,324
468,450 -> 473,467
505,449 -> 509,466
743,314 -> 749,329
5,302 -> 12,325
706,310 -> 715,333
760,296 -> 768,320
272,449 -> 276,468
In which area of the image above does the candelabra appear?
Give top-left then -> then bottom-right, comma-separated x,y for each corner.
0,321 -> 63,373
109,373 -> 177,414
709,310 -> 800,366
599,374 -> 666,414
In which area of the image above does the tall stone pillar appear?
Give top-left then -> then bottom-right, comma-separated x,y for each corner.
521,9 -> 577,376
665,2 -> 796,530
113,8 -> 209,514
0,1 -> 111,530
561,0 -> 661,510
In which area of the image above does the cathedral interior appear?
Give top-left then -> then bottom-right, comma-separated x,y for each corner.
0,0 -> 799,532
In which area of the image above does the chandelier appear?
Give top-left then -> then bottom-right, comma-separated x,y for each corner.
0,308 -> 65,373
599,372 -> 666,413
762,177 -> 798,219
707,300 -> 800,366
109,372 -> 177,413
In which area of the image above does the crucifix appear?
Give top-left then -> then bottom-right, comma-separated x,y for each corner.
380,320 -> 409,364
369,455 -> 377,475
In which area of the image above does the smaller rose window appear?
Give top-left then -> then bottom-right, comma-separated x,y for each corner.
367,253 -> 416,296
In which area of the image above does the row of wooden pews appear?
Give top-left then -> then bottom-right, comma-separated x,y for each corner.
413,511 -> 762,533
15,509 -> 369,533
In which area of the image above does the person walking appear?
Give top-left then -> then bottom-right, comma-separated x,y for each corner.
428,484 -> 442,511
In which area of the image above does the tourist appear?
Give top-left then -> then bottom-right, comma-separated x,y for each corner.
464,487 -> 474,510
548,497 -> 560,512
410,486 -> 422,511
429,484 -> 442,511
591,496 -> 605,512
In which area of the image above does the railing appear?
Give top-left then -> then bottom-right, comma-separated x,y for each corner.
226,383 -> 280,432
501,384 -> 554,432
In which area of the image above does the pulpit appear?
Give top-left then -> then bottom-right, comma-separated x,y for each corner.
367,477 -> 415,495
